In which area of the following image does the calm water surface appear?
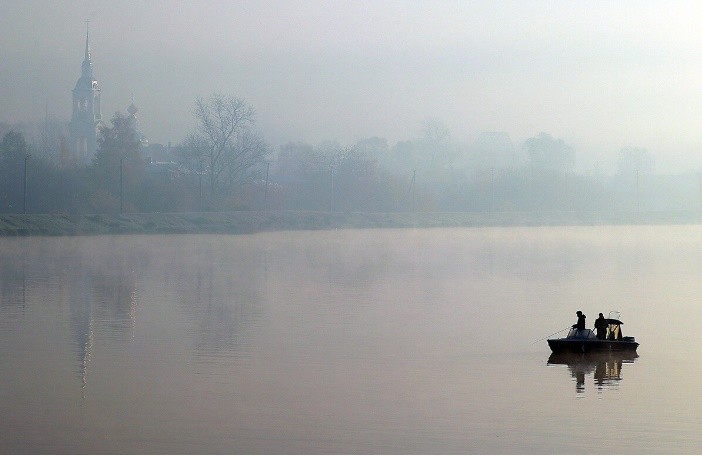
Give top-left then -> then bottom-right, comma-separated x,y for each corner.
2,226 -> 702,453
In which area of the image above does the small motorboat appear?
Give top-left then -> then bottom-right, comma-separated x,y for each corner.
547,318 -> 639,354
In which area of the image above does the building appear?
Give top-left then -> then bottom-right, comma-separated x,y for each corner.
126,97 -> 148,149
68,23 -> 102,164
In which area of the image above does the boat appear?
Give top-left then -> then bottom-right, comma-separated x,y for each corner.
547,318 -> 639,353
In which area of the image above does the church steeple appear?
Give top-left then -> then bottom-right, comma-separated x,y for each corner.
81,21 -> 93,79
69,20 -> 102,164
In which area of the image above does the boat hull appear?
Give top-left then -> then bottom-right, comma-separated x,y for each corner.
547,338 -> 639,354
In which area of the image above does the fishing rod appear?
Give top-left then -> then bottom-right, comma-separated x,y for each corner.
530,326 -> 571,345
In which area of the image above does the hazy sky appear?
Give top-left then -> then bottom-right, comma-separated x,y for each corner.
2,0 -> 702,172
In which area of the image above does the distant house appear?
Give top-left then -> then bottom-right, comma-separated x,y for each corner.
145,161 -> 182,181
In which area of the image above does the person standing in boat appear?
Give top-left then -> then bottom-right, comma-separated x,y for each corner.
594,313 -> 608,340
572,311 -> 586,331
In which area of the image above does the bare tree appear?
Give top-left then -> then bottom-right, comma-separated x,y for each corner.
420,118 -> 456,170
221,129 -> 267,191
186,93 -> 267,205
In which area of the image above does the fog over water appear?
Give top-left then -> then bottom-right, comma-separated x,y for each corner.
2,227 -> 702,453
5,3 -> 702,451
4,1 -> 702,172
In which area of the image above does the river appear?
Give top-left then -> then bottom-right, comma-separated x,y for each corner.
1,226 -> 702,453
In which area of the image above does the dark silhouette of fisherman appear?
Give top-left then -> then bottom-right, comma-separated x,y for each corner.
572,311 -> 586,331
594,313 -> 608,340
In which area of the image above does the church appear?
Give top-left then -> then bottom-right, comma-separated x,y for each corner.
68,24 -> 102,163
67,24 -> 149,164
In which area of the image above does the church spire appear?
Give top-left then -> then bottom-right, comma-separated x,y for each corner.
70,20 -> 101,163
81,20 -> 93,78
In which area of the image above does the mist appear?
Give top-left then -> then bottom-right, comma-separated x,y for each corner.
3,1 -> 702,214
5,3 -> 702,451
3,1 -> 702,170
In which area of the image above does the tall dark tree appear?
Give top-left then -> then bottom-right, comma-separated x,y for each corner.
0,131 -> 31,212
0,131 -> 83,214
88,112 -> 145,213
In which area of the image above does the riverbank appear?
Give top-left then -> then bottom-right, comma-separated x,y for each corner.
1,210 -> 702,236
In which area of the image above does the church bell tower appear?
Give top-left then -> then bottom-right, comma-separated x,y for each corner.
69,21 -> 101,164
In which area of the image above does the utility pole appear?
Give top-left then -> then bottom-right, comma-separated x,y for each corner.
23,154 -> 30,214
330,165 -> 335,212
636,169 -> 640,212
412,169 -> 416,212
264,161 -> 270,209
120,157 -> 124,214
198,159 -> 203,212
407,169 -> 416,212
491,167 -> 495,212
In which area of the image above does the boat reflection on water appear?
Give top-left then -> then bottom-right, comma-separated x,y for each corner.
547,352 -> 638,393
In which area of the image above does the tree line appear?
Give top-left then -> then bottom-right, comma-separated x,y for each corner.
1,93 -> 699,215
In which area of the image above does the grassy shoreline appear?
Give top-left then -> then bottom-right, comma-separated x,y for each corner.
1,210 -> 702,237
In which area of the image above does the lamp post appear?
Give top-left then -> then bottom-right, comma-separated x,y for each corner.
23,154 -> 30,214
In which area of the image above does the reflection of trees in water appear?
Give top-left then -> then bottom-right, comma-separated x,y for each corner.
0,236 -> 267,385
168,241 -> 266,361
150,236 -> 270,361
548,352 -> 638,393
0,240 -> 29,318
